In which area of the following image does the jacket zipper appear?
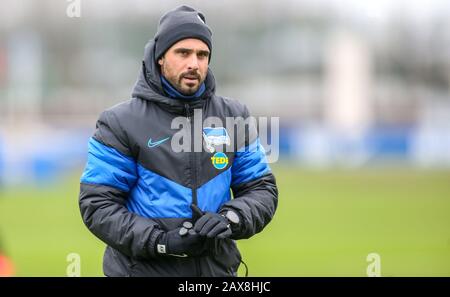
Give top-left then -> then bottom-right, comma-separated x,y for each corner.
185,103 -> 198,205
185,103 -> 201,277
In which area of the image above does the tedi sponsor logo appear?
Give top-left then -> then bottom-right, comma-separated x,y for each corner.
211,152 -> 228,170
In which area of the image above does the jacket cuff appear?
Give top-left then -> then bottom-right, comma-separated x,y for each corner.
147,229 -> 164,257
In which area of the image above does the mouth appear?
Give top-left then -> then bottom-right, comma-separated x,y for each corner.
181,77 -> 199,88
182,76 -> 199,82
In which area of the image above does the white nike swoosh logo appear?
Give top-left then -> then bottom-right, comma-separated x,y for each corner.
147,137 -> 170,148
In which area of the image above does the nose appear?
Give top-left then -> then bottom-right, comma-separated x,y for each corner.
186,55 -> 199,71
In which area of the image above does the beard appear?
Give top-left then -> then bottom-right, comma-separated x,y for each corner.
161,63 -> 205,95
176,71 -> 202,94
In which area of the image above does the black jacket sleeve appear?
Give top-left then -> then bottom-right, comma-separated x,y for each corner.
220,105 -> 278,240
224,172 -> 278,240
79,110 -> 163,259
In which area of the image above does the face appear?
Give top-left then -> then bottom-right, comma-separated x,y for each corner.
158,38 -> 210,95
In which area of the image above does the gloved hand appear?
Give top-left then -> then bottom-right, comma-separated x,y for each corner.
193,212 -> 233,239
155,227 -> 207,257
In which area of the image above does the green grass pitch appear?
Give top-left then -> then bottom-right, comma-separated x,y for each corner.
1,164 -> 449,276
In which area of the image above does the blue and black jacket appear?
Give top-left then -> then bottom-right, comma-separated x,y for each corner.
79,39 -> 278,277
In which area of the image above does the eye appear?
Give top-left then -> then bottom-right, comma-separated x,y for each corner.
198,52 -> 209,59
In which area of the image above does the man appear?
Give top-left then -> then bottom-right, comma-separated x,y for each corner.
79,5 -> 278,277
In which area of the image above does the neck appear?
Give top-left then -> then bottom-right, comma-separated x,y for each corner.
161,76 -> 206,100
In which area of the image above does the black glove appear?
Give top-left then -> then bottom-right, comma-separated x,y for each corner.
155,227 -> 207,257
193,212 -> 233,239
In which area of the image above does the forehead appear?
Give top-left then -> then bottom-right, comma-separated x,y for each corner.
168,38 -> 209,51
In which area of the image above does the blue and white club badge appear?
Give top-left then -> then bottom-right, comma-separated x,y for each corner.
202,127 -> 230,153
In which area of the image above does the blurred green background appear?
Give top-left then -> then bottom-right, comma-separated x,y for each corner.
1,164 -> 449,276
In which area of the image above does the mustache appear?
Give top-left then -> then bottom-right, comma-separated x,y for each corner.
180,71 -> 201,81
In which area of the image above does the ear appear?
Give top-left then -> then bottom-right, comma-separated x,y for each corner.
158,58 -> 164,66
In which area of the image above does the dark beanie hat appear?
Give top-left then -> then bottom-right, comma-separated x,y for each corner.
154,5 -> 212,61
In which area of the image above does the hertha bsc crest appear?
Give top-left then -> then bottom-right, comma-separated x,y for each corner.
202,127 -> 230,153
